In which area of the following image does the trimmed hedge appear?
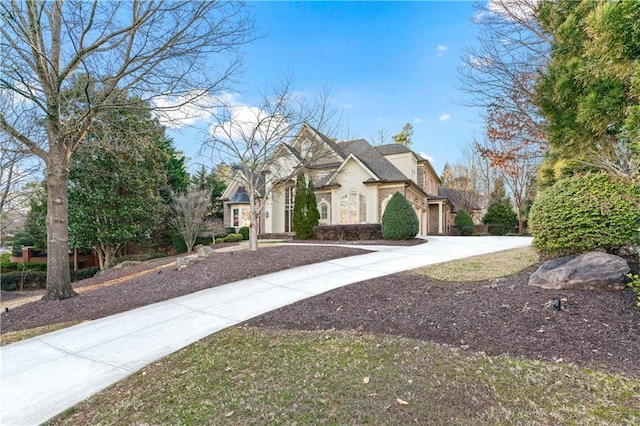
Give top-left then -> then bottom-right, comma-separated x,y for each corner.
314,224 -> 382,241
529,172 -> 640,257
0,267 -> 101,292
1,260 -> 49,273
239,226 -> 250,240
381,192 -> 419,240
223,233 -> 243,242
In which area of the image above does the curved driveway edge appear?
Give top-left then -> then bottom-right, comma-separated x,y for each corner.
1,236 -> 532,425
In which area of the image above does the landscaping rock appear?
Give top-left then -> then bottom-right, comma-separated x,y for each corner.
529,252 -> 629,290
176,255 -> 198,271
197,246 -> 215,258
111,260 -> 142,270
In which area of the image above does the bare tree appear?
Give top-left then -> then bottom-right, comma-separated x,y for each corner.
477,84 -> 545,234
168,189 -> 211,253
0,1 -> 253,299
467,138 -> 495,197
459,0 -> 548,161
371,129 -> 391,146
205,78 -> 341,251
460,0 -> 548,110
0,137 -> 42,243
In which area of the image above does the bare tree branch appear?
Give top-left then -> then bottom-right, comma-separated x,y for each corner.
204,78 -> 343,251
168,189 -> 211,253
0,0 -> 254,299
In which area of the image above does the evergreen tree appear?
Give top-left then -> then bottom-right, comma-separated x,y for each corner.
391,123 -> 414,146
381,192 -> 419,240
440,162 -> 455,187
292,174 -> 311,239
191,164 -> 227,217
536,0 -> 640,183
490,178 -> 507,203
306,179 -> 320,234
454,210 -> 474,236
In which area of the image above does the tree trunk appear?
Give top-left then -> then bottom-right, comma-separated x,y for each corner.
249,193 -> 258,251
96,245 -> 106,271
518,216 -> 526,236
42,153 -> 76,300
104,243 -> 114,269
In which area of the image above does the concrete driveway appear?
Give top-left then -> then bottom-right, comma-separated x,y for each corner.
1,236 -> 533,425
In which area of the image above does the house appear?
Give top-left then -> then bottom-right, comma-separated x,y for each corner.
219,124 -> 455,236
437,187 -> 491,226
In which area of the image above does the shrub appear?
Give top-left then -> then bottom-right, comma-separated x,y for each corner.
1,270 -> 47,291
313,224 -> 382,241
1,261 -> 48,273
170,232 -> 188,254
72,267 -> 101,281
627,273 -> 640,307
169,234 -> 212,253
116,252 -> 166,264
1,267 -> 100,291
381,192 -> 419,240
239,226 -> 250,240
215,238 -> 224,244
529,173 -> 640,257
454,210 -> 474,236
483,200 -> 518,235
223,233 -> 243,243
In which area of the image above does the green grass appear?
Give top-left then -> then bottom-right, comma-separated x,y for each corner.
47,327 -> 640,425
412,246 -> 539,282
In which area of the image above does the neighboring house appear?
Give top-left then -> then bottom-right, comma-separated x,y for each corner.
220,124 -> 455,236
437,187 -> 490,226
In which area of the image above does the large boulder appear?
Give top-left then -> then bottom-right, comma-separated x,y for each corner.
529,252 -> 630,290
176,254 -> 198,271
197,245 -> 215,258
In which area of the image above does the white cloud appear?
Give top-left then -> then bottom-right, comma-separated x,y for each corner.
468,54 -> 492,69
418,151 -> 435,163
437,44 -> 448,57
486,0 -> 538,22
153,89 -> 218,129
438,113 -> 451,122
413,117 -> 423,124
208,94 -> 290,144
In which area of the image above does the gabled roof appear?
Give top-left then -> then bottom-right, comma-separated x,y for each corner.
303,123 -> 344,156
338,139 -> 408,182
374,144 -> 413,156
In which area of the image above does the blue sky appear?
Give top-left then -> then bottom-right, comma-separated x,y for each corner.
167,1 -> 485,175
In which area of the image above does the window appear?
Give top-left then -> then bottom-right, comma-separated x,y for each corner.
320,204 -> 328,221
284,184 -> 294,232
340,192 -> 367,224
232,208 -> 239,227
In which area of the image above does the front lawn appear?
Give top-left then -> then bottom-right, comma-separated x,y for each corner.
48,327 -> 640,425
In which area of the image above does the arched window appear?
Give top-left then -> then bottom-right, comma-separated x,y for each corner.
340,192 -> 367,224
320,204 -> 329,221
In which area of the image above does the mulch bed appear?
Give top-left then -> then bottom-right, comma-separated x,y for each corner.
0,245 -> 370,334
247,268 -> 640,379
2,241 -> 639,380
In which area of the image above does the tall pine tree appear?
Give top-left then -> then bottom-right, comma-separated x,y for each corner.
292,174 -> 309,239
306,179 -> 320,234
